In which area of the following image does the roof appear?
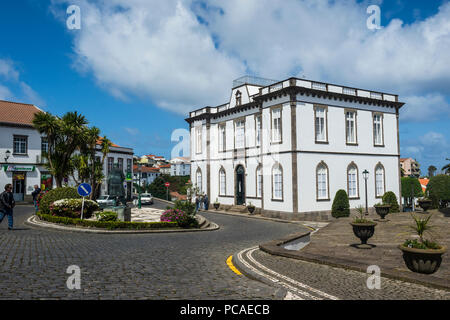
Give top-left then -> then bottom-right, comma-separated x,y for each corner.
0,100 -> 42,126
158,164 -> 171,168
133,165 -> 160,173
96,137 -> 120,147
419,178 -> 429,193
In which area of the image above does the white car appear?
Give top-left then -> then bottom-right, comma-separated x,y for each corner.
134,193 -> 154,206
96,195 -> 116,207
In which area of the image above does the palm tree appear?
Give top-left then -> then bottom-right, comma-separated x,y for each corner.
428,165 -> 437,178
92,136 -> 112,198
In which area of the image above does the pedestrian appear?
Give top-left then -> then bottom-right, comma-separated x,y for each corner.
204,194 -> 209,211
200,194 -> 204,210
0,184 -> 15,230
31,184 -> 41,212
195,195 -> 200,213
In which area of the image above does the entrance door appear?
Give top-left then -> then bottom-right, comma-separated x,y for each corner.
235,165 -> 245,205
12,172 -> 26,202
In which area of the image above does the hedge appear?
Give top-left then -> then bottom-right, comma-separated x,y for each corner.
39,187 -> 81,214
36,212 -> 178,230
426,174 -> 450,209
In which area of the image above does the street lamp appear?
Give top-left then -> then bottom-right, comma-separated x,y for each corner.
138,164 -> 142,209
362,169 -> 369,215
4,150 -> 10,162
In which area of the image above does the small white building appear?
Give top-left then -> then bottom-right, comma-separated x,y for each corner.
170,157 -> 191,176
186,76 -> 404,221
0,100 -> 134,202
133,165 -> 161,192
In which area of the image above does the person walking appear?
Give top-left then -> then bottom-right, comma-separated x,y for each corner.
31,184 -> 41,212
204,194 -> 209,211
195,195 -> 200,213
0,184 -> 16,230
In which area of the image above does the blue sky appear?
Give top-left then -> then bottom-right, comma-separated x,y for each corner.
0,0 -> 449,174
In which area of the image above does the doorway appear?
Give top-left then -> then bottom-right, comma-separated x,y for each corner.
235,165 -> 246,205
12,172 -> 26,202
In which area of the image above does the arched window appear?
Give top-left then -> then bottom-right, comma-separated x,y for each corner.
219,167 -> 226,196
256,165 -> 262,198
375,163 -> 385,198
196,168 -> 202,193
316,161 -> 329,200
347,162 -> 359,198
272,163 -> 283,200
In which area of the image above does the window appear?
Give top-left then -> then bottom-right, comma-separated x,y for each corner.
271,108 -> 282,143
127,159 -> 132,172
41,137 -> 48,155
118,158 -> 124,171
255,115 -> 262,147
196,126 -> 202,154
107,157 -> 114,174
219,168 -> 226,195
316,162 -> 329,200
315,106 -> 327,142
13,136 -> 27,154
346,111 -> 357,144
196,168 -> 202,193
272,164 -> 283,200
236,90 -> 242,106
234,120 -> 245,149
347,163 -> 359,198
218,124 -> 226,152
256,166 -> 262,198
375,163 -> 385,197
373,114 -> 383,146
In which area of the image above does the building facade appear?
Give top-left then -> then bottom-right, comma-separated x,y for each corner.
186,76 -> 404,220
400,157 -> 421,177
170,157 -> 191,176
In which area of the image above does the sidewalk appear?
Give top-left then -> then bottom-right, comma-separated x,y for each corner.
256,208 -> 449,291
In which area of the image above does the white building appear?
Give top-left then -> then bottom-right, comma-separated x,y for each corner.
133,165 -> 161,193
0,100 -> 134,202
186,76 -> 404,221
170,157 -> 191,176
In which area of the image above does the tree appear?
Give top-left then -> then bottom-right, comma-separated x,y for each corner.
428,165 -> 437,178
331,189 -> 350,218
148,176 -> 167,199
33,111 -> 88,187
426,174 -> 450,209
401,177 -> 423,207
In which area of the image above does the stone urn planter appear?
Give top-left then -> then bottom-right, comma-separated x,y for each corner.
399,245 -> 446,274
417,199 -> 432,213
213,203 -> 220,210
350,222 -> 377,247
247,205 -> 256,215
374,204 -> 391,221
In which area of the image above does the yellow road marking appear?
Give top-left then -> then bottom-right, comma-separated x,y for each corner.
227,256 -> 242,275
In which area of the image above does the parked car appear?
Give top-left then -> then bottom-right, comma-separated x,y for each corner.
96,195 -> 116,208
133,193 -> 154,206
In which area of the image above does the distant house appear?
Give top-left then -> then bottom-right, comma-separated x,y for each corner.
400,158 -> 421,177
133,165 -> 160,192
158,164 -> 171,175
170,157 -> 191,176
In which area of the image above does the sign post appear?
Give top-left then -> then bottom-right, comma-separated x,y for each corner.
77,183 -> 92,220
165,182 -> 170,201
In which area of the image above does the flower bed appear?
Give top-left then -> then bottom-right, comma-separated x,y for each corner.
160,208 -> 198,228
50,198 -> 99,219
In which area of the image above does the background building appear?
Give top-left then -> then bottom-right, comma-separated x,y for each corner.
400,157 -> 421,177
170,157 -> 191,176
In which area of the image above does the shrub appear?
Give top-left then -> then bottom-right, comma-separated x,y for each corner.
160,208 -> 198,228
382,191 -> 400,213
96,211 -> 118,222
39,187 -> 81,214
331,189 -> 350,218
50,198 -> 99,219
173,200 -> 196,216
426,174 -> 450,209
401,177 -> 423,199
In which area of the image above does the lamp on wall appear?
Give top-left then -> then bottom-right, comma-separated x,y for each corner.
362,169 -> 369,215
4,150 -> 11,162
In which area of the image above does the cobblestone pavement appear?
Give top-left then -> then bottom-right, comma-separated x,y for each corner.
0,203 -> 303,300
250,249 -> 450,300
130,207 -> 164,222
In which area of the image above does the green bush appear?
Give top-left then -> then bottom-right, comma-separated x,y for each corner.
96,211 -> 118,222
37,212 -> 178,230
426,175 -> 450,209
401,177 -> 423,199
331,189 -> 350,218
173,200 -> 196,216
160,208 -> 198,228
39,187 -> 81,214
50,198 -> 99,219
382,191 -> 400,213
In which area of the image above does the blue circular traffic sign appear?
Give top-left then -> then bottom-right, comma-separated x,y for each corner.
78,183 -> 92,197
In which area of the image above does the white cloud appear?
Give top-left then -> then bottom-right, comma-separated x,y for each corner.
0,85 -> 14,100
401,94 -> 450,122
51,0 -> 450,116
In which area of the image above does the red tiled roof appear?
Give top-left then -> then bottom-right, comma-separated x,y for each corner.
0,100 -> 41,126
96,137 -> 120,147
419,178 -> 429,193
158,164 -> 171,168
133,165 -> 160,173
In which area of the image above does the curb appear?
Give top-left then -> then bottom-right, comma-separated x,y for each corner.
25,214 -> 220,234
259,233 -> 450,292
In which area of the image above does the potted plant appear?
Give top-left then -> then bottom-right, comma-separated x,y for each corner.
213,198 -> 220,210
374,202 -> 391,221
399,214 -> 446,274
247,202 -> 256,215
350,205 -> 377,248
417,197 -> 432,213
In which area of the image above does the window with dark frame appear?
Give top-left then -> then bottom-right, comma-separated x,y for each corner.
13,135 -> 27,155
